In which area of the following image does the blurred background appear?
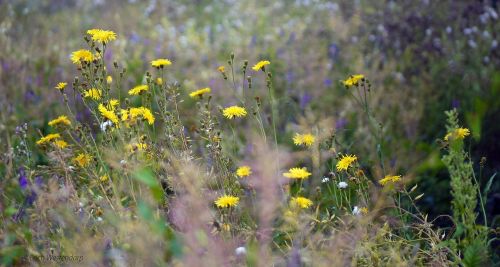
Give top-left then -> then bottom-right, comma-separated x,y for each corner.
1,0 -> 499,230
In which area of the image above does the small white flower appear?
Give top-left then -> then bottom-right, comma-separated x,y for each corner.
79,202 -> 84,207
321,177 -> 330,183
100,120 -> 113,132
337,181 -> 348,189
235,246 -> 246,256
120,159 -> 127,165
96,217 -> 103,222
468,39 -> 477,48
352,206 -> 361,216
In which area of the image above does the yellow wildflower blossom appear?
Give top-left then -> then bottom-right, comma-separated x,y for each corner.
360,207 -> 369,214
127,142 -> 148,152
151,58 -> 172,68
293,133 -> 315,147
342,74 -> 365,87
128,107 -> 155,125
83,88 -> 102,100
54,140 -> 68,149
236,166 -> 252,178
55,82 -> 67,91
217,66 -> 225,72
73,153 -> 92,168
221,223 -> 231,232
336,154 -> 357,171
222,106 -> 247,119
156,78 -> 163,85
87,29 -> 116,43
106,75 -> 113,84
379,175 -> 402,186
283,167 -> 311,179
290,197 -> 313,209
99,175 -> 109,182
189,87 -> 211,98
108,99 -> 119,110
36,133 -> 61,145
48,115 -> 71,127
98,104 -> 119,125
252,60 -> 270,71
444,127 -> 470,141
214,195 -> 240,208
128,85 -> 148,96
71,49 -> 94,64
120,109 -> 129,121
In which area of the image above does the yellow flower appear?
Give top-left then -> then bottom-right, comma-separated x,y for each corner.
87,29 -> 116,43
99,175 -> 109,182
48,115 -> 71,127
217,66 -> 225,72
222,106 -> 247,119
236,166 -> 252,178
83,88 -> 102,100
120,109 -> 129,121
98,104 -> 119,125
128,107 -> 155,125
36,133 -> 61,145
55,82 -> 67,91
71,49 -> 94,64
444,128 -> 470,141
379,175 -> 402,186
252,60 -> 270,71
73,153 -> 92,167
360,207 -> 369,214
108,99 -> 119,110
54,140 -> 68,149
151,58 -> 172,68
283,167 -> 311,179
214,195 -> 240,208
342,74 -> 365,87
189,87 -> 211,98
156,78 -> 163,85
290,196 -> 313,209
221,223 -> 231,232
336,154 -> 357,171
106,75 -> 113,84
293,133 -> 315,147
127,142 -> 148,152
128,85 -> 148,96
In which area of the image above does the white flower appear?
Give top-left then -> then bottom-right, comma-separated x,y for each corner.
235,246 -> 246,256
100,120 -> 113,132
321,177 -> 330,183
337,181 -> 348,189
120,159 -> 127,165
352,206 -> 361,216
96,217 -> 103,222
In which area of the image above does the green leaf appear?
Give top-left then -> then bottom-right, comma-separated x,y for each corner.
133,168 -> 158,187
133,168 -> 164,202
482,172 -> 497,201
0,245 -> 26,265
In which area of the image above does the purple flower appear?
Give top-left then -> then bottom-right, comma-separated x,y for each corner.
19,167 -> 28,190
324,78 -> 332,87
335,118 -> 348,130
286,70 -> 295,84
452,99 -> 460,109
300,92 -> 312,109
328,43 -> 339,61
